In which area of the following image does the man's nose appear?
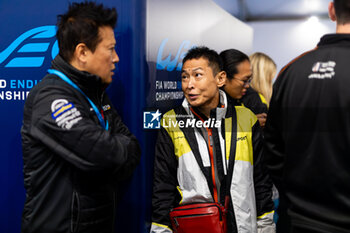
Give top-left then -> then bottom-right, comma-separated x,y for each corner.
187,76 -> 195,89
113,50 -> 119,63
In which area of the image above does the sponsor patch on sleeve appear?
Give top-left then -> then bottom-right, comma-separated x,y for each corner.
102,104 -> 111,111
51,99 -> 82,129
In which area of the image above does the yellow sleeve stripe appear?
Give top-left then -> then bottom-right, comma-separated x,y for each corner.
177,186 -> 184,205
152,222 -> 172,230
53,103 -> 73,117
257,210 -> 275,219
258,93 -> 268,105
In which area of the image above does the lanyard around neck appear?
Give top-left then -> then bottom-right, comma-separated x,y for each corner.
47,69 -> 109,130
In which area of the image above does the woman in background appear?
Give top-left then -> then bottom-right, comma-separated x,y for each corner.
249,52 -> 276,107
242,52 -> 277,127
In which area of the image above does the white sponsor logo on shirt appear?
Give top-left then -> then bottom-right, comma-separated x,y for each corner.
308,61 -> 336,79
51,99 -> 82,129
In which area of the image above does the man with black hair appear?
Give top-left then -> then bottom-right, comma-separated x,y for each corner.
150,46 -> 275,233
265,0 -> 350,232
21,2 -> 140,232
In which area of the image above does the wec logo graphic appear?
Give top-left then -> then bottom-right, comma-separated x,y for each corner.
0,25 -> 58,68
156,39 -> 196,72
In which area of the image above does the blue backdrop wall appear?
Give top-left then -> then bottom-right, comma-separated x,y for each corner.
0,0 -> 149,232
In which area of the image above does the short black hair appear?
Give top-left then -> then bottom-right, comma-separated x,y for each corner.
56,1 -> 117,62
220,49 -> 249,80
182,46 -> 223,76
334,0 -> 350,24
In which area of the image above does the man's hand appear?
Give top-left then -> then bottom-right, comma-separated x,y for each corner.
256,113 -> 267,127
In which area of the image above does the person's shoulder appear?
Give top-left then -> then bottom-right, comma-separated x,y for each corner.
34,73 -> 67,90
161,106 -> 179,124
235,105 -> 256,117
26,74 -> 60,98
162,106 -> 178,117
234,105 -> 258,127
250,88 -> 268,106
245,87 -> 257,95
244,87 -> 260,101
161,105 -> 190,130
241,88 -> 268,114
279,47 -> 318,75
27,73 -> 77,107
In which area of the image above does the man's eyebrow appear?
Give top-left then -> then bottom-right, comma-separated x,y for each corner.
181,67 -> 204,73
192,67 -> 204,72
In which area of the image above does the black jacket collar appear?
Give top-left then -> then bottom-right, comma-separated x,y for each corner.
51,55 -> 104,99
318,33 -> 350,47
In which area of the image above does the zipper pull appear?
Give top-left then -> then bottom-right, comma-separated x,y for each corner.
208,129 -> 213,147
174,217 -> 179,227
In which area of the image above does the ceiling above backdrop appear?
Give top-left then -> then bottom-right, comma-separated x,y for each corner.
213,0 -> 330,21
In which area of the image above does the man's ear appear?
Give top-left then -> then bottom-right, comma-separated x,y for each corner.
216,71 -> 227,88
328,2 -> 336,22
74,43 -> 90,64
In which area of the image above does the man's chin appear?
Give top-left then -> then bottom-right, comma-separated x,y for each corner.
101,77 -> 113,85
186,98 -> 201,107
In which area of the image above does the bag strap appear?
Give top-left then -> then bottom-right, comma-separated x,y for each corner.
224,106 -> 237,209
189,107 -> 220,203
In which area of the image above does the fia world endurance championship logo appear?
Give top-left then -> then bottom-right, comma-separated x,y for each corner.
0,25 -> 58,68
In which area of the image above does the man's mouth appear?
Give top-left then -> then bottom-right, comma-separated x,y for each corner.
188,94 -> 199,100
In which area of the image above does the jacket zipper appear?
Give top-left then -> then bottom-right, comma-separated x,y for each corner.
207,128 -> 218,202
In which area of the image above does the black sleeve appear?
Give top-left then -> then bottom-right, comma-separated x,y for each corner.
109,107 -> 141,180
263,75 -> 285,190
29,84 -> 140,173
151,127 -> 178,228
109,101 -> 135,137
241,88 -> 268,114
252,122 -> 274,216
